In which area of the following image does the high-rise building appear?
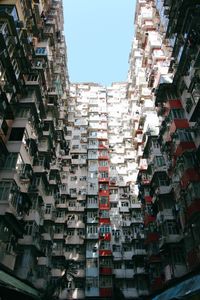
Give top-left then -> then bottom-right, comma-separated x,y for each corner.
0,0 -> 200,300
130,0 -> 200,299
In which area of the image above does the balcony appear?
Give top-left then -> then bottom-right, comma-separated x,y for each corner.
86,232 -> 98,239
67,205 -> 85,212
155,185 -> 172,195
65,235 -> 84,245
144,214 -> 156,226
159,234 -> 182,248
157,209 -> 175,223
64,251 -> 85,261
180,168 -> 200,189
100,267 -> 112,276
66,220 -> 85,229
187,200 -> 200,221
0,245 -> 16,270
100,288 -> 112,298
99,249 -> 112,256
37,257 -> 49,266
145,232 -> 160,244
18,234 -> 42,251
169,119 -> 189,137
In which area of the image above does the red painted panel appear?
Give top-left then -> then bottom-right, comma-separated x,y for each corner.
98,166 -> 109,172
100,267 -> 112,275
99,250 -> 112,256
180,168 -> 200,189
98,177 -> 109,182
169,119 -> 189,135
144,214 -> 156,226
174,142 -> 196,157
187,200 -> 200,220
100,288 -> 112,297
167,99 -> 182,109
147,254 -> 161,263
187,248 -> 200,271
99,190 -> 109,196
99,218 -> 110,224
145,232 -> 159,244
99,203 -> 110,210
98,156 -> 109,160
151,277 -> 164,292
144,196 -> 152,203
99,232 -> 111,241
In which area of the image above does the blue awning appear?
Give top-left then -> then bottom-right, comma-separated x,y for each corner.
152,274 -> 200,300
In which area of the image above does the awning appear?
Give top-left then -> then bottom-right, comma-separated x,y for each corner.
0,270 -> 41,299
152,274 -> 200,300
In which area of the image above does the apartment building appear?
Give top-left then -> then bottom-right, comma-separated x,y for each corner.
1,0 -> 200,299
128,0 -> 200,299
0,0 -> 69,299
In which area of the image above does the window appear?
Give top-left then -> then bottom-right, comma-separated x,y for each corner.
99,196 -> 109,205
100,276 -> 112,287
72,145 -> 79,149
24,221 -> 34,235
169,109 -> 185,120
99,240 -> 111,250
99,160 -> 108,167
87,226 -> 98,234
191,82 -> 200,104
86,259 -> 98,268
86,277 -> 98,288
99,183 -> 109,190
121,201 -> 129,207
87,196 -> 98,204
99,225 -> 110,234
100,258 -> 112,267
110,188 -> 118,194
177,130 -> 193,142
9,127 -> 25,141
35,47 -> 47,55
99,150 -> 108,157
173,248 -> 184,264
3,153 -> 18,169
0,181 -> 12,201
45,204 -> 52,214
155,156 -> 165,167
57,211 -> 65,218
100,172 -> 108,178
166,221 -> 179,235
99,210 -> 109,218
114,262 -> 122,269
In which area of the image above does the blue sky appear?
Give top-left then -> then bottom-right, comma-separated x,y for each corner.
63,0 -> 135,86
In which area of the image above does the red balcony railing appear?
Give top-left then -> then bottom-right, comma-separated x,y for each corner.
147,254 -> 161,263
187,200 -> 200,221
99,249 -> 112,256
169,119 -> 189,136
180,168 -> 200,189
144,214 -> 156,226
166,99 -> 183,109
100,267 -> 112,275
187,247 -> 200,271
99,232 -> 111,241
145,232 -> 160,244
151,277 -> 164,292
100,288 -> 112,297
174,141 -> 196,157
99,218 -> 110,224
144,195 -> 152,203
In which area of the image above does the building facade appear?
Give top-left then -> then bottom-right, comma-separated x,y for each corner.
0,0 -> 200,300
129,0 -> 200,299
